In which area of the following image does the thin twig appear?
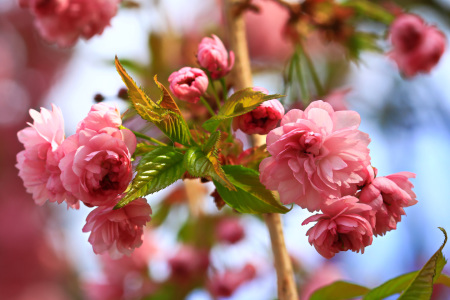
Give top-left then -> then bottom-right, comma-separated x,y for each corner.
224,1 -> 299,299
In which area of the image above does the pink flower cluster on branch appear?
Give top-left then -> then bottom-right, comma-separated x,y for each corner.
388,14 -> 446,77
17,103 -> 151,257
259,101 -> 417,258
19,0 -> 120,47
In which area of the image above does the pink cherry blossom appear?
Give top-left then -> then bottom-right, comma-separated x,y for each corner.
233,99 -> 285,135
302,196 -> 373,259
16,104 -> 78,208
82,197 -> 152,257
77,103 -> 122,134
207,264 -> 256,298
59,128 -> 136,207
260,101 -> 371,212
197,35 -> 235,79
168,67 -> 209,104
216,218 -> 245,244
168,245 -> 210,283
388,14 -> 446,77
21,0 -> 120,47
359,172 -> 417,236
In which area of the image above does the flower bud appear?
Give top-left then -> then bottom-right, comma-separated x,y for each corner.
233,99 -> 285,135
168,67 -> 208,103
197,35 -> 235,79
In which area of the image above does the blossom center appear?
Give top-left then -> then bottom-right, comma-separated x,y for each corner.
299,131 -> 322,156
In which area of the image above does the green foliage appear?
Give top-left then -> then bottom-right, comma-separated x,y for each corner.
183,146 -> 235,191
213,165 -> 289,214
397,227 -> 447,299
115,146 -> 185,209
310,281 -> 370,300
202,88 -> 283,132
346,32 -> 382,60
115,57 -> 192,146
311,228 -> 449,300
343,0 -> 395,25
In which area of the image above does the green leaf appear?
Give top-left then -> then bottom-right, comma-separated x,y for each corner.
115,57 -> 191,145
346,32 -> 382,60
202,88 -> 283,132
310,281 -> 370,300
183,147 -> 235,191
202,131 -> 221,155
343,0 -> 394,25
363,272 -> 417,300
115,146 -> 185,209
213,165 -> 289,214
398,227 -> 448,300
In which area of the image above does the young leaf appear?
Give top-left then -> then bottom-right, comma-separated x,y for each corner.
397,227 -> 448,300
213,165 -> 289,214
183,147 -> 235,191
115,57 -> 191,145
115,146 -> 185,209
342,0 -> 395,25
310,281 -> 370,300
202,88 -> 283,132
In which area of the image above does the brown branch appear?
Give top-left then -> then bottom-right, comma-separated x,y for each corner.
224,1 -> 299,299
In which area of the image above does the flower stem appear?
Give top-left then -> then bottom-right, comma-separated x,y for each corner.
120,126 -> 167,146
207,72 -> 222,108
220,77 -> 228,103
224,1 -> 299,299
200,96 -> 216,116
299,43 -> 324,97
294,51 -> 310,107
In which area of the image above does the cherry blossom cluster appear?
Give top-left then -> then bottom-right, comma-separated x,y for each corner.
389,13 -> 446,77
19,0 -> 120,47
16,104 -> 151,257
259,101 -> 417,258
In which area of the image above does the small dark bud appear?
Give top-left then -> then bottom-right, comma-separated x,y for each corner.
117,87 -> 128,100
93,93 -> 105,102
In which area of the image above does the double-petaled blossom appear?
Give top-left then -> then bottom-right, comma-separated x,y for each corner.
59,128 -> 136,207
259,101 -> 371,212
389,14 -> 446,77
58,103 -> 136,206
20,0 -> 120,47
359,172 -> 417,236
82,197 -> 152,257
197,35 -> 235,79
16,104 -> 78,209
168,67 -> 208,104
207,264 -> 256,298
77,103 -> 122,134
302,196 -> 374,259
233,88 -> 285,135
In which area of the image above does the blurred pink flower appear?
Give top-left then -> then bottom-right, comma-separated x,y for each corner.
359,172 -> 417,236
197,35 -> 235,79
168,245 -> 210,283
20,0 -> 120,47
216,218 -> 245,244
260,101 -> 371,212
168,67 -> 208,103
16,104 -> 78,208
302,196 -> 373,258
233,99 -> 285,135
207,264 -> 256,298
77,103 -> 122,134
83,197 -> 152,257
59,127 -> 136,206
389,14 -> 446,77
245,0 -> 293,65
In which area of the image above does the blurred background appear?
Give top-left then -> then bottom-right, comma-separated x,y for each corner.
2,0 -> 450,299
